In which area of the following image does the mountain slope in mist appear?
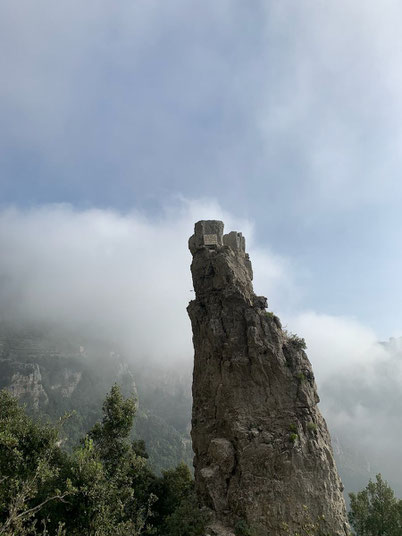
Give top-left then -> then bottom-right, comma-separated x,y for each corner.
0,323 -> 192,473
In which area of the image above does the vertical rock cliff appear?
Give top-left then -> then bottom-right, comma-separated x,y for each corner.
187,220 -> 349,536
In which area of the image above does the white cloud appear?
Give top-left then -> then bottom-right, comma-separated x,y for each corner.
286,309 -> 402,494
289,311 -> 387,385
0,200 -> 291,364
257,1 -> 402,209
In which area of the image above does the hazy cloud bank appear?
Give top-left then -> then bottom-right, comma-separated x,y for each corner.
292,312 -> 402,493
1,200 -> 402,492
0,200 -> 292,362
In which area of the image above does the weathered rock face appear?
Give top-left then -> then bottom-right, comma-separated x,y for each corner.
3,361 -> 49,409
188,220 -> 349,536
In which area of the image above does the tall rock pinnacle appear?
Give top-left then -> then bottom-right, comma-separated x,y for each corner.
187,220 -> 349,536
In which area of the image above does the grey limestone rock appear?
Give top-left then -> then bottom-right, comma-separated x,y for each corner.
187,220 -> 349,536
2,361 -> 49,409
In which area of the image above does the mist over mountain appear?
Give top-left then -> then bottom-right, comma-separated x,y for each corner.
320,336 -> 402,496
0,201 -> 292,364
0,201 -> 401,497
0,322 -> 194,473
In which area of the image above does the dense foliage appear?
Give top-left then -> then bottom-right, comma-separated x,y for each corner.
349,474 -> 402,536
0,387 -> 206,536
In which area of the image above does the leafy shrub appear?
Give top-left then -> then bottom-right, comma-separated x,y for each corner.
296,372 -> 306,383
307,422 -> 317,433
284,330 -> 307,350
289,433 -> 298,444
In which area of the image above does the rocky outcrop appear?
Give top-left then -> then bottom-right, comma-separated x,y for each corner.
4,361 -> 49,409
187,220 -> 349,536
50,369 -> 82,398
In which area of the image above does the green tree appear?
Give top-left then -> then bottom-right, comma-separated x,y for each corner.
88,384 -> 137,471
0,390 -> 73,536
0,386 -> 205,536
151,463 -> 207,536
349,474 -> 402,536
62,384 -> 156,535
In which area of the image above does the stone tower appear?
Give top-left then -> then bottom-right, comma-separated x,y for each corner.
187,220 -> 349,536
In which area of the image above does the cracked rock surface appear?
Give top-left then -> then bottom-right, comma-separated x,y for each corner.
187,220 -> 349,536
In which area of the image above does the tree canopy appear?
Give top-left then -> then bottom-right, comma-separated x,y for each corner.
349,474 -> 402,536
0,386 -> 206,536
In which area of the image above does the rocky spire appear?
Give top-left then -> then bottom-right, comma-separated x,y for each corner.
187,220 -> 349,536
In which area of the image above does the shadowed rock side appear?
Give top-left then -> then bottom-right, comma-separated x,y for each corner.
187,220 -> 349,536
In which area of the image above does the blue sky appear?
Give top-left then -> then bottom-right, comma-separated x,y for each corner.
2,0 -> 402,338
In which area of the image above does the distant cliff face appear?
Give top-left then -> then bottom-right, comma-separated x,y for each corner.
1,361 -> 49,409
188,220 -> 349,536
0,325 -> 192,473
0,329 -> 100,411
